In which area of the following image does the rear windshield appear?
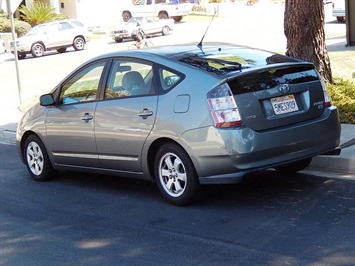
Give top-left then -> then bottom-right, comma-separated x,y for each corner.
179,47 -> 301,75
228,66 -> 319,95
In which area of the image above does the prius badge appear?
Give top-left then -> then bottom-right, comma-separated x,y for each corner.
279,84 -> 290,94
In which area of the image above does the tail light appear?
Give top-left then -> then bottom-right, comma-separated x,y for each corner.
320,77 -> 332,107
207,83 -> 242,128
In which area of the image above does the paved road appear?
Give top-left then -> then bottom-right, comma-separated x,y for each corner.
1,142 -> 355,265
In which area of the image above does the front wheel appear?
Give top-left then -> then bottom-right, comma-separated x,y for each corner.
24,135 -> 56,181
274,158 -> 313,173
158,12 -> 169,20
73,36 -> 85,51
31,43 -> 44,57
154,143 -> 199,206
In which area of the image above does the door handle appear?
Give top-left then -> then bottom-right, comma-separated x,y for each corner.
81,113 -> 93,122
138,108 -> 153,119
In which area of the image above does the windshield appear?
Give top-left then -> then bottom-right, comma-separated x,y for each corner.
127,17 -> 143,25
26,24 -> 47,35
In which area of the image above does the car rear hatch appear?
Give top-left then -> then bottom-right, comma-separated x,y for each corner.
226,63 -> 329,131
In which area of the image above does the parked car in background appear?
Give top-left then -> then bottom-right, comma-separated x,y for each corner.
332,0 -> 345,22
17,43 -> 341,206
10,19 -> 90,59
121,0 -> 191,22
0,38 -> 6,54
110,16 -> 174,43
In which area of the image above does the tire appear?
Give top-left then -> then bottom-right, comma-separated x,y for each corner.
128,43 -> 138,49
57,47 -> 67,53
158,12 -> 169,20
17,52 -> 26,60
24,135 -> 56,181
274,158 -> 313,173
172,16 -> 182,22
122,11 -> 131,22
73,36 -> 85,51
162,26 -> 170,35
336,16 -> 345,23
154,143 -> 199,206
144,41 -> 154,48
114,37 -> 123,43
31,43 -> 45,57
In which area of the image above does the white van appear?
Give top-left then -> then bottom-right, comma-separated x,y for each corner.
332,0 -> 345,22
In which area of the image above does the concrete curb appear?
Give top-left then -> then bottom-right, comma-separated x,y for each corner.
309,156 -> 355,174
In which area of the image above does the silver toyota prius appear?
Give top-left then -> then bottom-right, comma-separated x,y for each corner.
17,42 -> 341,205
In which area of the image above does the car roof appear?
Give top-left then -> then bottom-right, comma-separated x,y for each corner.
99,42 -> 293,62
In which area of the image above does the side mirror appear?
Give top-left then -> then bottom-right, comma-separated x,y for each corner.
40,93 -> 55,106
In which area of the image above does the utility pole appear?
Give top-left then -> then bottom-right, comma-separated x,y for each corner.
6,0 -> 22,106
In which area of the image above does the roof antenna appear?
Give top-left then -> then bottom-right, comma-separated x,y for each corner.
197,9 -> 217,51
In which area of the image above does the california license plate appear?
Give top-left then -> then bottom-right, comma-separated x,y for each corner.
271,94 -> 299,115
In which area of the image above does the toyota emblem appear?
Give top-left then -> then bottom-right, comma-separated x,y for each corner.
279,84 -> 290,94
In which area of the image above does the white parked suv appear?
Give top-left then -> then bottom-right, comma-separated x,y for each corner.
10,20 -> 90,59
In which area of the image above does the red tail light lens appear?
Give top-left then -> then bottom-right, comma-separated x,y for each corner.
207,84 -> 242,128
320,78 -> 332,107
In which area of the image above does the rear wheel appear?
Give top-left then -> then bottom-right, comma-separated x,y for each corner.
337,16 -> 345,23
122,11 -> 131,22
31,43 -> 44,57
114,36 -> 123,43
73,36 -> 85,51
274,158 -> 313,173
57,47 -> 67,53
173,16 -> 183,22
154,143 -> 199,206
24,135 -> 56,181
17,52 -> 26,60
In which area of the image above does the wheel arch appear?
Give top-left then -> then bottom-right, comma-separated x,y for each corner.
31,41 -> 46,51
73,35 -> 86,44
19,131 -> 55,168
145,137 -> 190,181
158,10 -> 169,19
122,10 -> 132,21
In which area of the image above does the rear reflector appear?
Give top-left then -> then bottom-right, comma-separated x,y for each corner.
207,84 -> 242,127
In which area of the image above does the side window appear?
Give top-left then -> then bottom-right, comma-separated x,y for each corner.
104,60 -> 155,99
59,22 -> 74,31
45,24 -> 59,34
159,68 -> 182,91
59,61 -> 106,105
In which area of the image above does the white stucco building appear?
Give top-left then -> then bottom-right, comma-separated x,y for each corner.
1,0 -> 129,27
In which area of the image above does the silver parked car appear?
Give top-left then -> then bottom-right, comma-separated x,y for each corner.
110,16 -> 174,43
10,19 -> 90,59
17,43 -> 341,205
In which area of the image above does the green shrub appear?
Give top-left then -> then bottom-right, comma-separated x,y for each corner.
19,1 -> 66,26
327,77 -> 355,124
0,17 -> 31,37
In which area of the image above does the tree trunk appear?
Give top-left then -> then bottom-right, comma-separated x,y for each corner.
284,0 -> 333,83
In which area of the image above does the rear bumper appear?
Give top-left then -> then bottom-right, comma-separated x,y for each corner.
181,107 -> 341,184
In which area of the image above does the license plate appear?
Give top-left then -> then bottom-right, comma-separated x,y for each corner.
271,94 -> 299,115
